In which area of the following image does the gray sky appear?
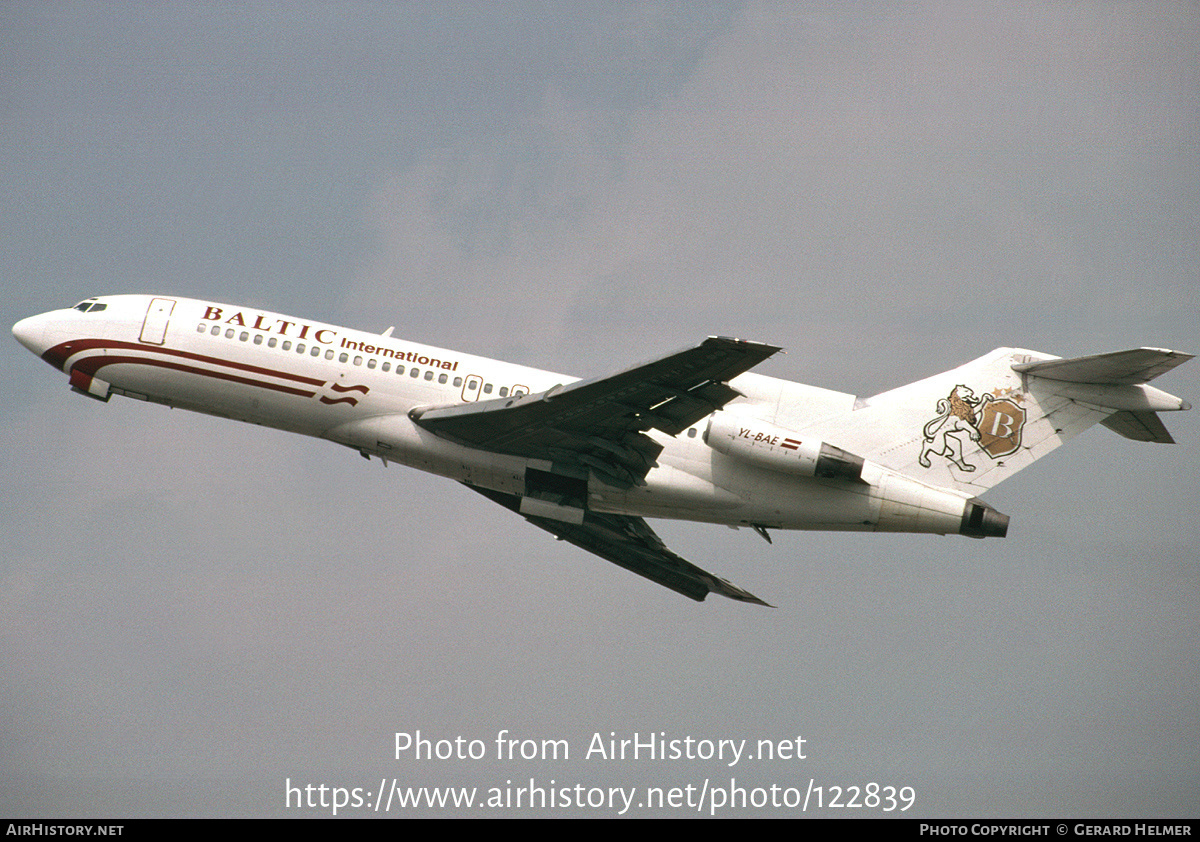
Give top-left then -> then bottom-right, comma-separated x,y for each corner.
3,1 -> 1197,818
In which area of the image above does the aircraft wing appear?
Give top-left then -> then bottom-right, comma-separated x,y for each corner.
466,484 -> 770,606
412,336 -> 781,488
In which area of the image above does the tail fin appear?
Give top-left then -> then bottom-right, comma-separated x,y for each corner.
817,347 -> 1192,496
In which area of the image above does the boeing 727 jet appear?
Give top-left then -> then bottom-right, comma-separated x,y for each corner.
13,295 -> 1193,605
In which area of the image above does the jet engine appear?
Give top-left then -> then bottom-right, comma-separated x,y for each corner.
704,412 -> 865,482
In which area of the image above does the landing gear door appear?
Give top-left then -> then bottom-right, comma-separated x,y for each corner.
139,297 -> 176,345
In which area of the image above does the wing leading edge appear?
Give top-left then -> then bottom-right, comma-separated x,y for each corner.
466,484 -> 770,606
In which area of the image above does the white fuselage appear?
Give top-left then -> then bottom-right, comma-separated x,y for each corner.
13,294 -> 984,538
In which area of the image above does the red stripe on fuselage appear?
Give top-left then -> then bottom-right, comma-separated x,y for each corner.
73,354 -> 318,398
42,338 -> 326,386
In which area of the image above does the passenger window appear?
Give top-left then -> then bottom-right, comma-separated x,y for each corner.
196,324 -> 205,333
339,353 -> 348,363
325,349 -> 334,360
225,329 -> 235,339
438,373 -> 447,384
311,346 -> 320,356
211,326 -> 220,336
296,343 -> 305,354
253,334 -> 263,345
483,383 -> 492,394
354,356 -> 363,366
382,362 -> 391,372
453,377 -> 462,387
410,368 -> 419,378
282,341 -> 292,351
368,359 -> 377,369
423,370 -> 433,381
268,337 -> 277,348
499,386 -> 509,397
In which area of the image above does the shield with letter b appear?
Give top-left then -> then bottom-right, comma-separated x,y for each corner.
978,397 -> 1026,459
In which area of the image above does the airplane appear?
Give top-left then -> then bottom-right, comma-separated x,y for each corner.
12,294 -> 1193,606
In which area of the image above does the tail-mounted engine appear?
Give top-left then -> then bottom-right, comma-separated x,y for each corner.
704,412 -> 865,482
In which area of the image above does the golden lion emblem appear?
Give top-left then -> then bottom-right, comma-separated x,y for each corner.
919,385 -> 992,471
919,385 -> 1027,471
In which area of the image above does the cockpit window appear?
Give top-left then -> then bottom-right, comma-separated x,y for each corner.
72,299 -> 107,313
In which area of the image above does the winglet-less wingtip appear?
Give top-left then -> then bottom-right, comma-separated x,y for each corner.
711,578 -> 774,607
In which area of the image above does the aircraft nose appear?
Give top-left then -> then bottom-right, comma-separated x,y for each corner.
12,314 -> 47,355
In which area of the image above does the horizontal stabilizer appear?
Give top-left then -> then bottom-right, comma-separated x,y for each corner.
1100,410 -> 1176,443
1012,347 -> 1193,385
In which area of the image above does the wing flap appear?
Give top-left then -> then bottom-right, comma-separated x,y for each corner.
466,484 -> 770,606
